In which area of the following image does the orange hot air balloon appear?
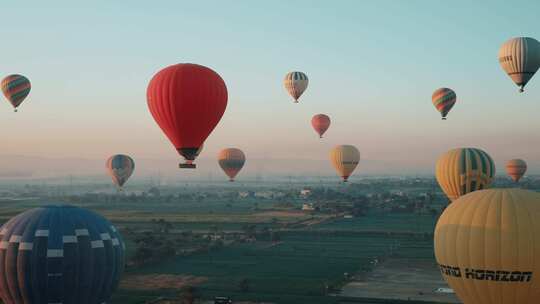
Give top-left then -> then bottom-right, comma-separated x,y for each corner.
506,159 -> 527,182
329,145 -> 360,182
218,148 -> 246,182
147,63 -> 227,169
311,114 -> 331,138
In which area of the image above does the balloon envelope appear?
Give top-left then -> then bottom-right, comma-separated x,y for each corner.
506,159 -> 527,182
106,154 -> 135,188
284,71 -> 308,102
218,148 -> 246,181
329,145 -> 360,182
432,88 -> 456,119
0,205 -> 125,304
147,63 -> 228,168
435,148 -> 495,202
1,74 -> 31,111
498,37 -> 540,92
311,114 -> 331,138
434,189 -> 540,304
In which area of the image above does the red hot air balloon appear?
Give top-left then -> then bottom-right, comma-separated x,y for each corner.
311,114 -> 331,138
147,64 -> 228,168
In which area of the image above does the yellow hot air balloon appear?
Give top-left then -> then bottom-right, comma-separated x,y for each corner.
506,159 -> 527,182
498,37 -> 540,92
435,148 -> 495,202
329,145 -> 360,182
434,189 -> 540,304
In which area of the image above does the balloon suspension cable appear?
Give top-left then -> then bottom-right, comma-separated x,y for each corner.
14,108 -> 18,113
519,85 -> 524,93
320,135 -> 323,138
229,179 -> 234,182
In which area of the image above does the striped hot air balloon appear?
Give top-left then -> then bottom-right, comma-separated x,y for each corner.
218,148 -> 246,182
329,145 -> 360,182
435,148 -> 495,202
311,114 -> 331,138
0,205 -> 125,304
499,37 -> 540,92
432,88 -> 456,120
284,71 -> 308,103
506,159 -> 527,182
1,74 -> 31,112
106,154 -> 135,189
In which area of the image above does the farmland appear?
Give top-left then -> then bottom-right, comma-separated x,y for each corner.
0,179 -> 459,304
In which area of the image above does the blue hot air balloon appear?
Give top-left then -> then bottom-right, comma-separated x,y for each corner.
0,205 -> 125,304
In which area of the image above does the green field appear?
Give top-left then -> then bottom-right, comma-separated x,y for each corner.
0,193 -> 446,304
317,213 -> 438,234
118,234 -> 395,303
115,213 -> 440,304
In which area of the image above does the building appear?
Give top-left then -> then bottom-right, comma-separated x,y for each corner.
300,188 -> 312,197
302,203 -> 315,211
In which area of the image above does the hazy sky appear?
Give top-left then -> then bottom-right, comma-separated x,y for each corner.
2,1 -> 540,175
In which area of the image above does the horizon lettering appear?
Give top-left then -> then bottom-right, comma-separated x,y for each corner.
438,264 -> 532,282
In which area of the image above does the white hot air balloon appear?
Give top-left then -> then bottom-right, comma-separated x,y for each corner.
284,71 -> 308,102
498,37 -> 540,92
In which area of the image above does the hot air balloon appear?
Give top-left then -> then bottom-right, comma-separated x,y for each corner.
506,159 -> 527,182
498,37 -> 540,92
218,148 -> 246,182
194,144 -> 204,159
0,205 -> 125,304
311,114 -> 331,138
106,154 -> 135,189
435,148 -> 495,202
147,63 -> 227,168
284,71 -> 308,103
329,145 -> 360,182
434,189 -> 540,304
1,74 -> 31,112
432,88 -> 456,120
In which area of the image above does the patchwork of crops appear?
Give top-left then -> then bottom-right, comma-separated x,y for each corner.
122,231 -> 420,303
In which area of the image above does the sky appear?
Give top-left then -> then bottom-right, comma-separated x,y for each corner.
1,0 -> 540,177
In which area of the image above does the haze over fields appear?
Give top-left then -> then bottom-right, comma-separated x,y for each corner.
1,154 -> 539,180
